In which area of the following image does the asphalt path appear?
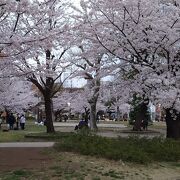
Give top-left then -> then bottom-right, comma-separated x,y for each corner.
0,122 -> 166,147
53,122 -> 127,128
54,122 -> 165,138
0,142 -> 55,148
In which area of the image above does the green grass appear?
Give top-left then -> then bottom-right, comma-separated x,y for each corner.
0,121 -> 46,142
102,170 -> 125,179
53,132 -> 180,164
0,120 -> 179,165
0,170 -> 31,180
0,131 -> 25,142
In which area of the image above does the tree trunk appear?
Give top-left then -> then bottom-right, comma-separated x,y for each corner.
165,108 -> 180,139
28,49 -> 56,133
133,102 -> 148,131
133,116 -> 142,131
87,79 -> 100,130
89,102 -> 98,130
116,106 -> 121,121
44,95 -> 55,133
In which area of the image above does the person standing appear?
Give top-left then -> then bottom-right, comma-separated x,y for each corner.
20,114 -> 26,130
16,113 -> 21,130
8,113 -> 16,130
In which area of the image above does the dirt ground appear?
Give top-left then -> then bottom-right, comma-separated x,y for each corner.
0,148 -> 180,180
0,147 -> 53,171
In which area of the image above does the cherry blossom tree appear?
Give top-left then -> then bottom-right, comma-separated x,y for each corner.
0,77 -> 39,113
53,87 -> 89,120
53,85 -> 107,123
0,0 -> 74,133
68,43 -> 114,129
78,0 -> 180,138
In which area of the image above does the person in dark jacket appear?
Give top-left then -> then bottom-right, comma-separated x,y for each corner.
74,119 -> 88,130
8,113 -> 16,130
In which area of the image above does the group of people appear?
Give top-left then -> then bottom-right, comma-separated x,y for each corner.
0,112 -> 26,131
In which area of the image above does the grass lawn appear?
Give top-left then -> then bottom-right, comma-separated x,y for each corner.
0,121 -> 179,179
25,129 -> 180,164
0,120 -> 46,142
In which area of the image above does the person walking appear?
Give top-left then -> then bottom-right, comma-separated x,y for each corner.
20,114 -> 26,130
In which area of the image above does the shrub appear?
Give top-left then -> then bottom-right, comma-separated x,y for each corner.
54,134 -> 180,164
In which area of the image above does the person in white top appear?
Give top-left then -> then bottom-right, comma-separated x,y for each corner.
20,114 -> 26,130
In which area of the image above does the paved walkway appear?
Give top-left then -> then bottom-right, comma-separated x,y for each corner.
53,122 -> 127,128
0,142 -> 55,148
54,121 -> 165,135
0,122 -> 166,147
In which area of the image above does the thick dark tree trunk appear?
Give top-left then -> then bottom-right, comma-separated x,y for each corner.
83,107 -> 90,122
44,95 -> 55,133
133,102 -> 148,131
133,117 -> 142,131
116,106 -> 121,121
89,102 -> 98,130
28,49 -> 57,133
165,108 -> 180,139
87,79 -> 100,130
